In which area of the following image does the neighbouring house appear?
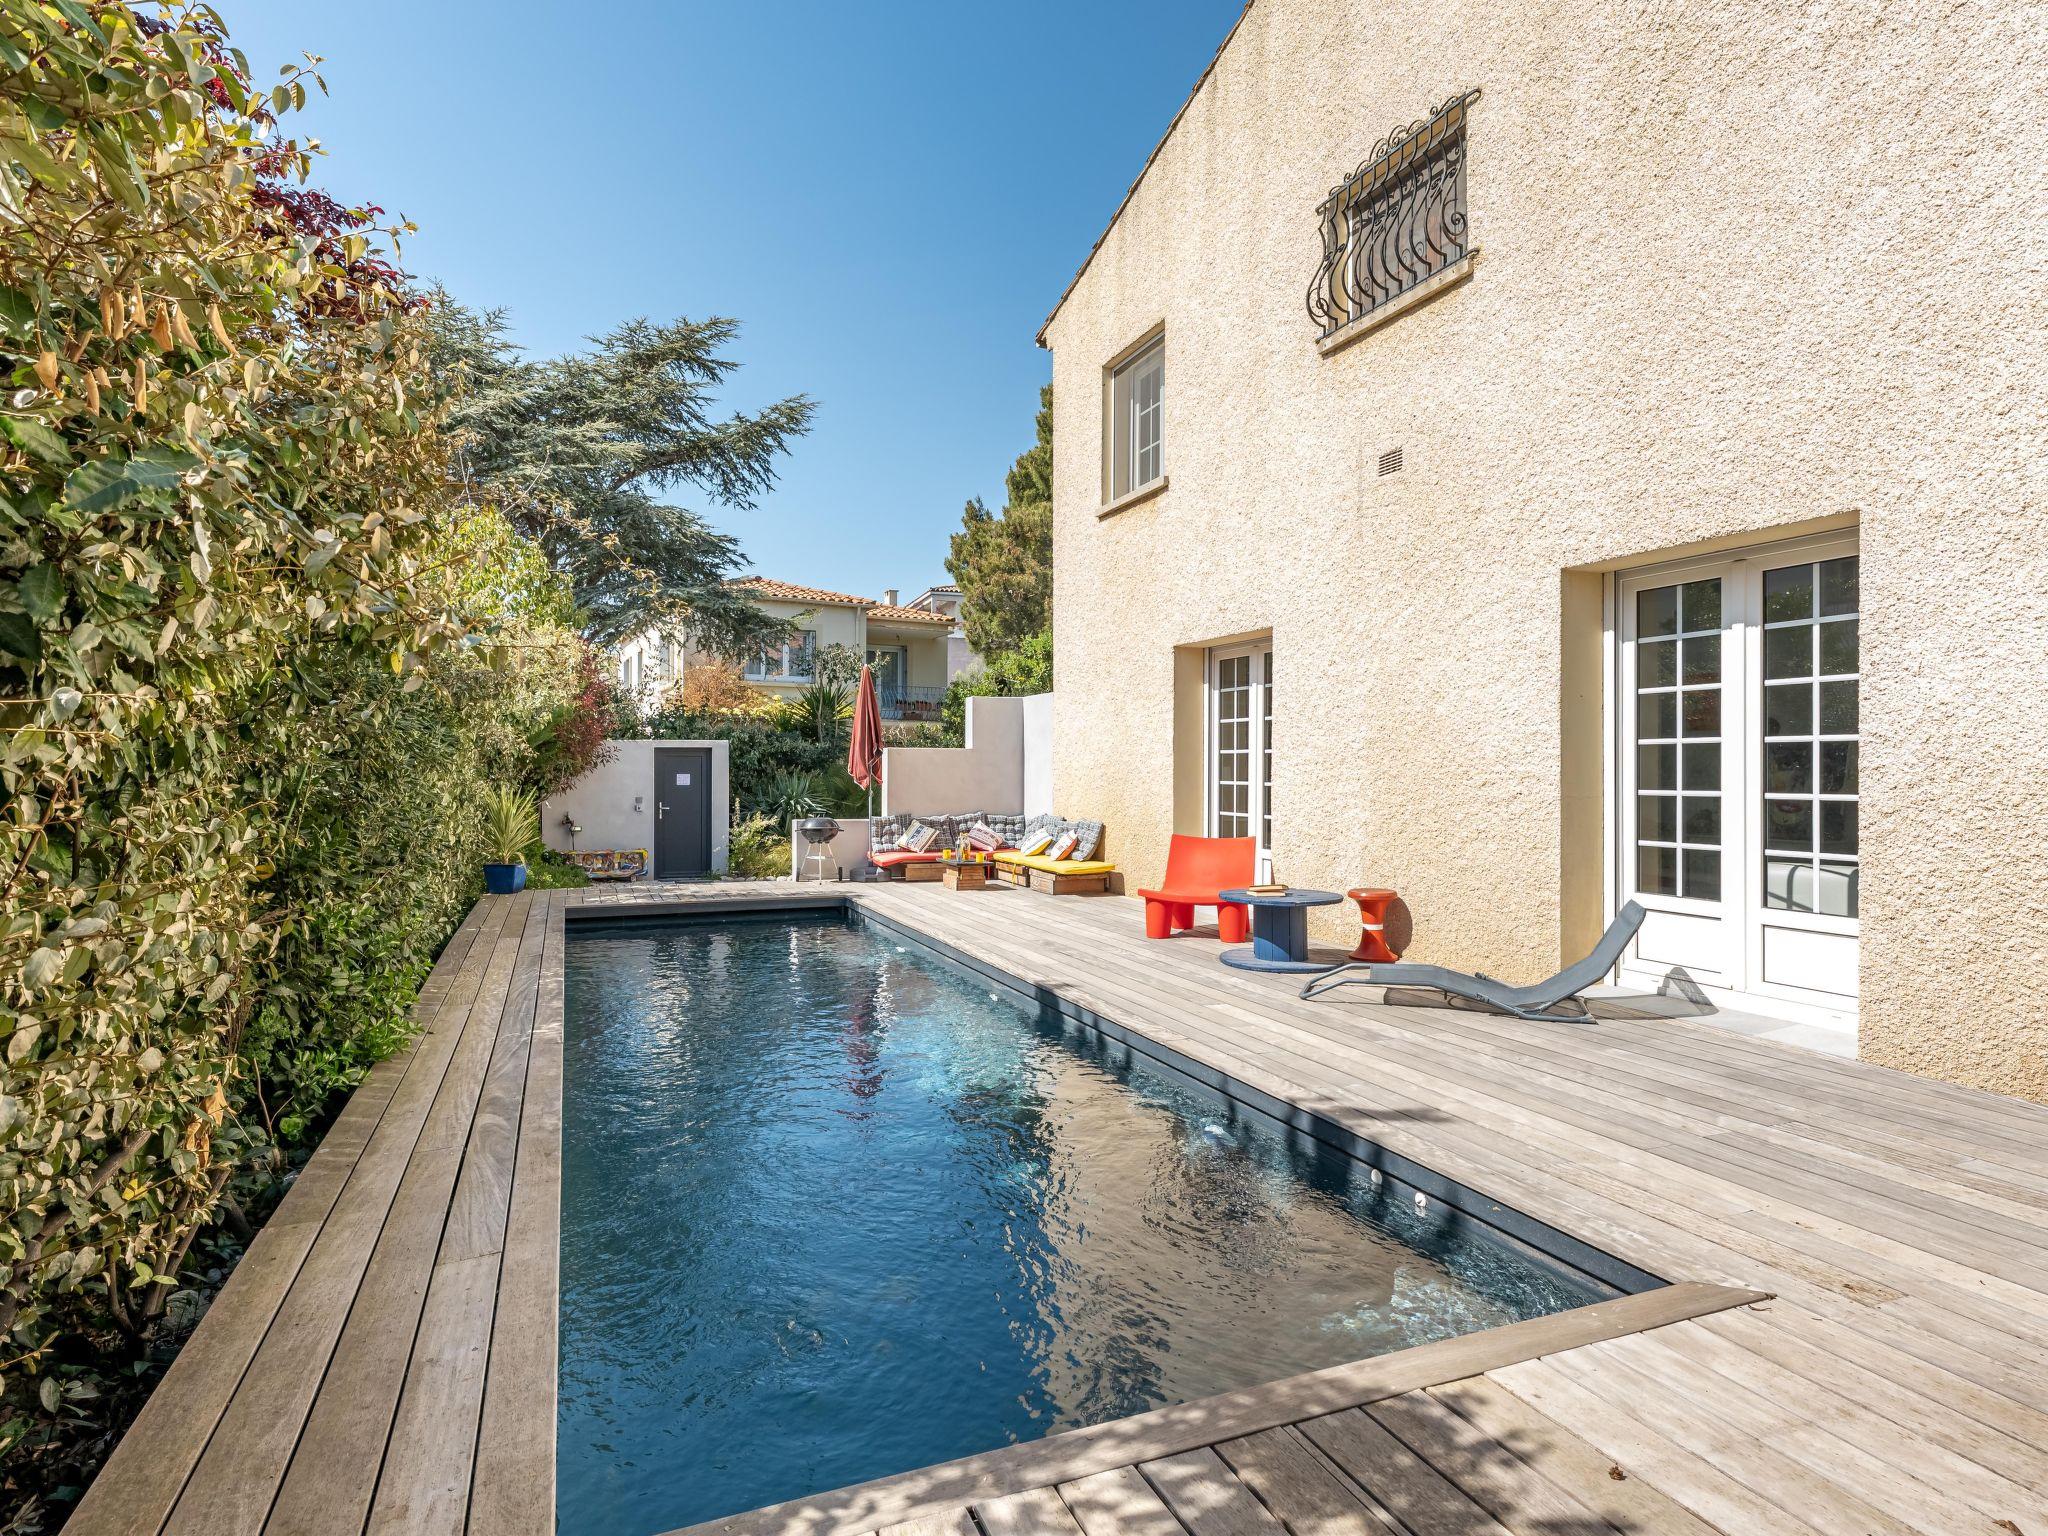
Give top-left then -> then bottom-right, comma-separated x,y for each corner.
612,630 -> 683,709
902,583 -> 982,680
617,577 -> 964,721
1038,1 -> 2046,1099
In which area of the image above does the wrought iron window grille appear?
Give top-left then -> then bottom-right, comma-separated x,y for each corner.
1308,89 -> 1479,342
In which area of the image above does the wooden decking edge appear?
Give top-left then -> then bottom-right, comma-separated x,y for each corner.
661,1281 -> 1769,1536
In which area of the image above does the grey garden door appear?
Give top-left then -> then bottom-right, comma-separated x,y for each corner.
653,747 -> 712,878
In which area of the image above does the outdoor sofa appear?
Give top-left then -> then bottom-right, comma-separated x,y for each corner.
868,812 -> 1115,894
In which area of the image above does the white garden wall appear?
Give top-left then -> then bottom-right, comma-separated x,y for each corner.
542,738 -> 730,876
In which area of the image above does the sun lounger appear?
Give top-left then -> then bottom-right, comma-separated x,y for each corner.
1299,901 -> 1647,1020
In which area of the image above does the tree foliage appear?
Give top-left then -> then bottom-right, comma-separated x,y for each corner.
946,383 -> 1051,659
427,296 -> 816,652
941,629 -> 1053,740
0,6 -> 580,1511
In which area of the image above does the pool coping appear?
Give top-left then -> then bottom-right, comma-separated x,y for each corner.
559,893 -> 1767,1536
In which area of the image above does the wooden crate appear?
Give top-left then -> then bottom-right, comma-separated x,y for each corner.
942,862 -> 989,891
902,860 -> 945,883
1025,867 -> 1112,896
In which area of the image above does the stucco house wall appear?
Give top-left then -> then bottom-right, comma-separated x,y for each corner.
1042,0 -> 2047,1097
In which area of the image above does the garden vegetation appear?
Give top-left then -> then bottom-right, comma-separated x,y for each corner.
0,5 -> 800,1522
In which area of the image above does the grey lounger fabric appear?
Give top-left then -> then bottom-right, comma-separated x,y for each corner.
1299,901 -> 1648,1020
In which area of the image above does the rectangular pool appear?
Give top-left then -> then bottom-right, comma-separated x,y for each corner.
558,910 -> 1622,1536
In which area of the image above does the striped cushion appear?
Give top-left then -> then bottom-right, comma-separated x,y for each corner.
983,813 -> 1027,845
1058,819 -> 1105,862
868,813 -> 915,853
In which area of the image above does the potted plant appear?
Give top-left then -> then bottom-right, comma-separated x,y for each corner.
482,785 -> 539,895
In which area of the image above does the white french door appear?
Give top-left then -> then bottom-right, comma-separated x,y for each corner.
1614,533 -> 1860,1016
1207,644 -> 1274,878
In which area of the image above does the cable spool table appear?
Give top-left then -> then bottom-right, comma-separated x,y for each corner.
1216,887 -> 1345,972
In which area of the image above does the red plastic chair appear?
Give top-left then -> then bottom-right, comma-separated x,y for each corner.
1137,834 -> 1257,942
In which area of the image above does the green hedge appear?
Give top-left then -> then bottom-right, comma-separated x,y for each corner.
0,8 -> 584,1519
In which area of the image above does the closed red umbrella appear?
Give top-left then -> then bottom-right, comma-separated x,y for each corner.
848,663 -> 884,817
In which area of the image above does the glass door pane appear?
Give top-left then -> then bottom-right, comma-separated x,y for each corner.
1212,653 -> 1252,838
1760,555 -> 1859,917
1632,576 -> 1723,902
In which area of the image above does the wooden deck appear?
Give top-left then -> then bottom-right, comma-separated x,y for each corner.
67,880 -> 2048,1536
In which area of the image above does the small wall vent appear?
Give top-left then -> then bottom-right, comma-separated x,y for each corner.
1378,446 -> 1404,477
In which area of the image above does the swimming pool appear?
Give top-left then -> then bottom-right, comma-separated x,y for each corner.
558,909 -> 1618,1536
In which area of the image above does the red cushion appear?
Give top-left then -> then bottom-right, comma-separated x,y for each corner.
871,848 -> 948,867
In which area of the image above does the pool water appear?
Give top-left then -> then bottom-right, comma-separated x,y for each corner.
558,912 -> 1598,1535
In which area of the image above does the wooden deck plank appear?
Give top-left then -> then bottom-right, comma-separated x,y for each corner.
1604,1327 -> 2044,1528
1058,1467 -> 1189,1536
77,881 -> 2048,1536
252,893 -> 532,1536
359,889 -> 554,1536
872,1514 -> 977,1536
1424,1377 -> 1728,1536
1531,1335 -> 1928,1536
1295,1408 -> 1513,1536
1141,1449 -> 1288,1536
467,890 -> 567,1536
1694,1306 -> 2048,1491
1489,1358 -> 1833,1536
973,1485 -> 1088,1536
1363,1390 -> 1620,1535
1212,1426 -> 1402,1536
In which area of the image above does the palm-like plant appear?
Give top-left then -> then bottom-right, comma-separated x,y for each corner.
761,769 -> 823,828
775,682 -> 852,743
482,785 -> 540,865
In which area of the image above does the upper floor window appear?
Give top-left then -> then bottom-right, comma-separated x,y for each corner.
1307,89 -> 1478,344
745,629 -> 816,681
1109,336 -> 1163,500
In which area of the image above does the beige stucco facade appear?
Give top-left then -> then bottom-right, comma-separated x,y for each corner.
1042,0 -> 2048,1098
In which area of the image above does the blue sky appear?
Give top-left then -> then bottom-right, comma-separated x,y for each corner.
227,2 -> 1243,601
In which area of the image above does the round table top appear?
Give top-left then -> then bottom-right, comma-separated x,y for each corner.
1218,886 -> 1345,908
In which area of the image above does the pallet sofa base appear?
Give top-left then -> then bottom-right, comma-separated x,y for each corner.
999,867 -> 1112,896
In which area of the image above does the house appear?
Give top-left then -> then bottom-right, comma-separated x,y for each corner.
617,577 -> 962,721
901,582 -> 981,680
1037,1 -> 2045,1099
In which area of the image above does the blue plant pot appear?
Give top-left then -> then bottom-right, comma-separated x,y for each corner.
484,862 -> 528,895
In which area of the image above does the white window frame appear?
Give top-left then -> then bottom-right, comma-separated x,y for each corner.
1607,529 -> 1860,1021
1109,336 -> 1164,501
1205,642 -> 1274,880
744,628 -> 817,682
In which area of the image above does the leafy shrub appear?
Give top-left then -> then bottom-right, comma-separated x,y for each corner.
671,658 -> 771,718
525,849 -> 591,890
726,814 -> 789,879
0,10 -> 575,1519
941,628 -> 1053,741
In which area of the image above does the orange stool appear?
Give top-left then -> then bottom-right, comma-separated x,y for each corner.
1346,887 -> 1400,963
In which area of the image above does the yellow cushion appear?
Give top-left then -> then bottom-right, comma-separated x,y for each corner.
993,851 -> 1118,876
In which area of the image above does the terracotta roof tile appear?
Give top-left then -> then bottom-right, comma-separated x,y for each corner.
865,603 -> 955,625
726,576 -> 874,607
728,576 -> 955,625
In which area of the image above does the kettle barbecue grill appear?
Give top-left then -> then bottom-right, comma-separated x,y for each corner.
794,816 -> 841,881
